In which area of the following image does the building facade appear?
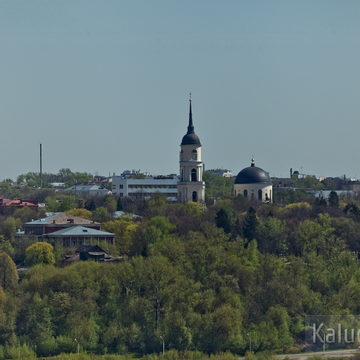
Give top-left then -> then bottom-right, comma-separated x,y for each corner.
23,212 -> 101,236
178,98 -> 205,203
66,184 -> 110,197
42,226 -> 115,247
112,175 -> 178,201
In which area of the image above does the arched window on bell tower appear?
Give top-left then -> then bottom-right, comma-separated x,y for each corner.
191,169 -> 197,182
192,149 -> 197,160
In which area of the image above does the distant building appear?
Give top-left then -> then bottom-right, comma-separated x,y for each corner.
60,244 -> 118,265
234,159 -> 273,203
112,175 -> 178,201
313,190 -> 355,199
42,226 -> 115,247
66,184 -> 110,197
49,182 -> 66,189
23,212 -> 100,236
290,168 -> 308,180
0,198 -> 39,208
207,169 -> 233,178
121,170 -> 151,178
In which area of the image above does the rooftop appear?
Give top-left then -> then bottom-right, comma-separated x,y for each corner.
26,212 -> 99,226
43,225 -> 114,237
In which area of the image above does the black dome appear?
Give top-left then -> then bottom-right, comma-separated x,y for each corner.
181,132 -> 201,146
181,99 -> 201,146
235,163 -> 271,184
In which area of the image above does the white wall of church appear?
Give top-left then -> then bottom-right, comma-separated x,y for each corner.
234,183 -> 273,203
180,145 -> 202,162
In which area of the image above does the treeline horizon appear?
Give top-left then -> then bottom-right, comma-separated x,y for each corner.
0,176 -> 360,357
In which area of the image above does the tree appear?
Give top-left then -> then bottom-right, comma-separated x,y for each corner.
131,217 -> 175,257
103,217 -> 138,255
243,207 -> 258,242
104,196 -> 117,214
85,198 -> 96,211
203,171 -> 233,199
92,207 -> 112,223
25,242 -> 55,266
0,252 -> 18,292
2,217 -> 21,240
45,196 -> 59,212
328,191 -> 339,208
215,207 -> 235,234
66,208 -> 93,220
17,292 -> 55,355
58,196 -> 77,212
256,217 -> 287,255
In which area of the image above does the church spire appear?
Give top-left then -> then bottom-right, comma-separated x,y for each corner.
187,93 -> 194,134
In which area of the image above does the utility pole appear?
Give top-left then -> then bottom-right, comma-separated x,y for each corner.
74,338 -> 80,354
159,335 -> 165,354
247,332 -> 252,353
40,143 -> 43,188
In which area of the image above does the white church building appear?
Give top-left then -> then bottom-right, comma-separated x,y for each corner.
234,159 -> 273,203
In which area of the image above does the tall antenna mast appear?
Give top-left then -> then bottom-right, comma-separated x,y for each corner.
40,143 -> 43,188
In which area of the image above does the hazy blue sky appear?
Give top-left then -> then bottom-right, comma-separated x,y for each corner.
1,0 -> 360,180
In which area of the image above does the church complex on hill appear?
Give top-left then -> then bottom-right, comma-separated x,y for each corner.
112,97 -> 273,203
177,97 -> 272,203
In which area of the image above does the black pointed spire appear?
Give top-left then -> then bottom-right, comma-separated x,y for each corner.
181,93 -> 201,145
187,93 -> 194,134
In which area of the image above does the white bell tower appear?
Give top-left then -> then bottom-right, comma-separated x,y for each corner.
178,96 -> 205,203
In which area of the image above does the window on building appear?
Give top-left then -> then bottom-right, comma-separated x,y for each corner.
243,190 -> 248,198
192,191 -> 198,202
192,149 -> 197,160
258,189 -> 262,201
191,168 -> 197,181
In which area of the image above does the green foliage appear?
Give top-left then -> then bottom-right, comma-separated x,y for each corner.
215,207 -> 235,234
103,217 -> 138,255
256,217 -> 287,255
131,216 -> 175,256
104,196 -> 117,214
17,168 -> 93,188
290,176 -> 325,190
203,171 -> 233,199
2,217 -> 21,240
25,242 -> 55,266
3,344 -> 37,359
92,207 -> 112,223
0,252 -> 18,292
3,188 -> 360,358
274,189 -> 313,204
243,207 -> 258,241
328,190 -> 339,208
66,208 -> 93,220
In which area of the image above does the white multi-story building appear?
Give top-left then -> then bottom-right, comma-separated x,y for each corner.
66,184 -> 110,196
112,175 -> 178,201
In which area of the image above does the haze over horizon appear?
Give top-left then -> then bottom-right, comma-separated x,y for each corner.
1,0 -> 360,181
